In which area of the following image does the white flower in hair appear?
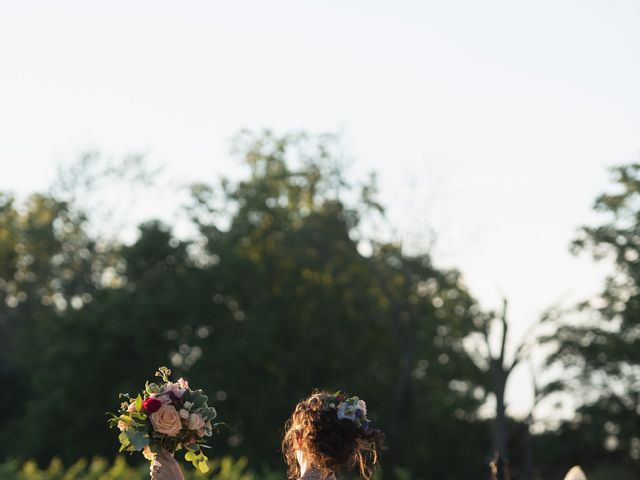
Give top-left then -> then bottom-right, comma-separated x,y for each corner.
325,393 -> 370,427
337,401 -> 357,421
357,399 -> 367,416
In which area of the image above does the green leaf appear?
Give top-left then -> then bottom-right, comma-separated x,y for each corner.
125,429 -> 149,450
118,431 -> 131,447
131,412 -> 147,421
149,443 -> 162,454
190,390 -> 207,409
146,381 -> 160,394
135,394 -> 143,412
201,406 -> 217,420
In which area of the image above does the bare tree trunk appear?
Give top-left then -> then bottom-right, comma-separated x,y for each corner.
476,298 -> 540,479
492,371 -> 508,457
522,416 -> 534,480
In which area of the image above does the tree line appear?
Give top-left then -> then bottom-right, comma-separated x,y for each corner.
0,131 -> 638,479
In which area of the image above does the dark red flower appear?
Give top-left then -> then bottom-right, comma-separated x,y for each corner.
143,397 -> 162,414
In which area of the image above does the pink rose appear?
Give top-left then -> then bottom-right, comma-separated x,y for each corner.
150,405 -> 182,436
188,413 -> 205,431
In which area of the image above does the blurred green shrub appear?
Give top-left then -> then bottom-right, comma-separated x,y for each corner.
0,456 -> 275,480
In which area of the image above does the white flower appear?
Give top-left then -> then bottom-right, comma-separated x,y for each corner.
184,401 -> 193,410
356,399 -> 367,416
179,408 -> 190,419
337,402 -> 357,421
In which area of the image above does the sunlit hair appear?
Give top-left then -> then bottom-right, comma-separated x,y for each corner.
282,390 -> 384,480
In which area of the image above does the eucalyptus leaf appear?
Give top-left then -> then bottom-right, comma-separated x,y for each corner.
125,429 -> 149,451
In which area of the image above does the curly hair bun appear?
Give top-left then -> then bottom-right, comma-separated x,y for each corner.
282,390 -> 384,480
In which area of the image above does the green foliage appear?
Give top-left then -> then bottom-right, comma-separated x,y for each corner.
0,131 -> 491,478
539,163 -> 640,472
0,456 -> 264,480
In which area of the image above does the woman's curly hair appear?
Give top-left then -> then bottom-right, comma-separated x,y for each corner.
282,390 -> 384,480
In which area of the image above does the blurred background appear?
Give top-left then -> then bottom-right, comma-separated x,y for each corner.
1,1 -> 639,479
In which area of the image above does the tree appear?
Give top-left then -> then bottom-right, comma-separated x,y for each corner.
465,297 -> 536,480
540,163 -> 640,471
1,131 -> 492,478
185,130 -> 490,477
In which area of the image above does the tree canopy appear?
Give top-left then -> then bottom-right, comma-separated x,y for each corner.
0,131 -> 490,479
540,163 -> 640,472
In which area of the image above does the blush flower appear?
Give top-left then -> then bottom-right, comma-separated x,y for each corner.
177,378 -> 189,390
188,413 -> 205,431
143,445 -> 155,461
163,382 -> 186,398
150,405 -> 182,436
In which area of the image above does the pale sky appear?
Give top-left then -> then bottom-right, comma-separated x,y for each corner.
1,0 -> 639,417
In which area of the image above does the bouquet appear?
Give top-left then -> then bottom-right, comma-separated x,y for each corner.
107,366 -> 222,473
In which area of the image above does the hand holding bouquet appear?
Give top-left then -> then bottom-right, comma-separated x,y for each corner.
107,366 -> 222,473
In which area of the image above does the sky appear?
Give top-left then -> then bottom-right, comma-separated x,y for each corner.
1,0 -> 639,418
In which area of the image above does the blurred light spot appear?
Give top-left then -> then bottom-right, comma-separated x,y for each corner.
196,326 -> 210,339
170,352 -> 183,367
216,390 -> 228,401
167,330 -> 178,340
228,434 -> 243,447
604,435 -> 619,451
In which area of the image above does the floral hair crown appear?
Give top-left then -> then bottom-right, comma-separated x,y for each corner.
321,392 -> 370,429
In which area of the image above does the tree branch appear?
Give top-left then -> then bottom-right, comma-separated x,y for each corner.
499,298 -> 509,367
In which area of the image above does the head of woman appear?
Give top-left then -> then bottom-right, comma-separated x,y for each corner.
282,390 -> 384,480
